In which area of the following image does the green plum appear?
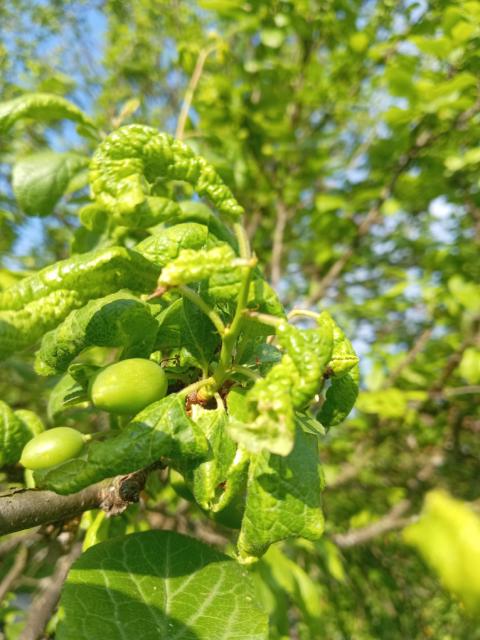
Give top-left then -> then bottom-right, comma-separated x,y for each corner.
89,358 -> 168,415
20,427 -> 86,470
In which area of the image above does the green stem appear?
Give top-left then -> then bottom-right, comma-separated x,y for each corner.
178,285 -> 226,336
179,376 -> 215,398
230,365 -> 261,382
287,308 -> 320,321
213,222 -> 256,387
234,222 -> 251,260
243,310 -> 283,329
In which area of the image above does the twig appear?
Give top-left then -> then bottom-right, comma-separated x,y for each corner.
309,95 -> 480,304
0,466 -> 157,536
385,328 -> 433,385
270,201 -> 290,288
325,444 -> 372,489
332,500 -> 414,548
0,544 -> 29,603
308,137 -> 422,304
19,542 -> 82,640
429,332 -> 479,394
176,45 -> 216,141
0,530 -> 42,558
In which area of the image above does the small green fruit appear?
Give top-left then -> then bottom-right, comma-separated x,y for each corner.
89,358 -> 168,415
20,427 -> 86,470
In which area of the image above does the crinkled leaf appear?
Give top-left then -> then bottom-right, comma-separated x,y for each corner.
158,245 -> 237,287
0,92 -> 96,133
58,531 -> 268,640
78,204 -> 109,232
202,268 -> 285,319
175,201 -> 237,247
237,425 -> 325,563
228,364 -> 296,456
228,319 -> 333,455
320,311 -> 360,377
90,124 -> 244,225
135,222 -> 210,267
180,405 -> 238,511
13,151 -> 89,217
317,313 -> 360,427
35,292 -> 158,375
318,364 -> 360,427
34,394 -> 208,494
0,247 -> 159,360
276,320 -> 333,407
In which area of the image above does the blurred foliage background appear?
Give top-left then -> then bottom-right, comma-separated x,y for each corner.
1,1 -> 480,638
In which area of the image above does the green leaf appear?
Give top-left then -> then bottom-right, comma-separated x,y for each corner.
12,152 -> 89,217
179,296 -> 221,372
34,394 -> 208,494
58,531 -> 268,640
356,388 -> 408,418
35,292 -> 159,376
404,490 -> 480,613
0,402 -> 44,467
47,373 -> 87,420
237,425 -> 325,563
0,92 -> 96,133
459,347 -> 480,384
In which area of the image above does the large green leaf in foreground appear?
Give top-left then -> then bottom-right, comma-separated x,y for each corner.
58,531 -> 268,640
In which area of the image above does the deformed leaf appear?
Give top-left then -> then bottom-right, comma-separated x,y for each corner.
237,425 -> 325,563
135,222 -> 210,267
228,319 -> 333,455
57,531 -> 268,640
318,365 -> 359,427
180,405 -> 237,511
90,124 -> 244,225
0,247 -> 159,361
158,245 -> 237,288
13,151 -> 89,217
35,292 -> 159,375
319,311 -> 359,377
317,313 -> 360,427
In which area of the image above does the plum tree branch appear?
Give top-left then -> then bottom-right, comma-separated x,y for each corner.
0,466 -> 157,535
